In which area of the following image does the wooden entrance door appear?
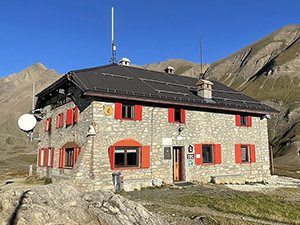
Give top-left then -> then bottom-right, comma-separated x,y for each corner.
173,147 -> 184,181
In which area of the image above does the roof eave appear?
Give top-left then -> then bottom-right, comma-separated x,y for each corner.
83,91 -> 279,116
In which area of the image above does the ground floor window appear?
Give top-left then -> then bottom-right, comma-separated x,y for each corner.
194,143 -> 222,165
115,147 -> 139,168
202,145 -> 214,164
241,145 -> 250,162
58,146 -> 82,168
235,144 -> 255,163
109,139 -> 150,170
38,147 -> 54,167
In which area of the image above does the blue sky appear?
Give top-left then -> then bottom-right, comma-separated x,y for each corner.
0,0 -> 299,77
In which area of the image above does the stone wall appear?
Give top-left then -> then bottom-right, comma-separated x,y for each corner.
37,100 -> 271,191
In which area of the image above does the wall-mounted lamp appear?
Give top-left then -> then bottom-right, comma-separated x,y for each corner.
260,114 -> 271,120
178,127 -> 184,133
87,125 -> 96,136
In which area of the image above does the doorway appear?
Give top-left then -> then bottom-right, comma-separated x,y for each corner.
173,146 -> 184,181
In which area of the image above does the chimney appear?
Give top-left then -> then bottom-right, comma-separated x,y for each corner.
164,66 -> 175,74
196,79 -> 213,99
119,57 -> 131,66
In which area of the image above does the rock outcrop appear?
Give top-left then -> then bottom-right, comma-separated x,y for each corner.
0,182 -> 168,225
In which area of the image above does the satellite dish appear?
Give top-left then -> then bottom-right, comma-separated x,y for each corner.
18,114 -> 37,132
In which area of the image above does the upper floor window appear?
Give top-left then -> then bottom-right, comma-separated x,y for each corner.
66,107 -> 79,126
115,103 -> 142,121
194,143 -> 222,165
236,115 -> 252,127
168,108 -> 185,124
58,145 -> 82,168
122,104 -> 134,119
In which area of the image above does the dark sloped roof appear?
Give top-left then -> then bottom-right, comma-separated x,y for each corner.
64,63 -> 277,115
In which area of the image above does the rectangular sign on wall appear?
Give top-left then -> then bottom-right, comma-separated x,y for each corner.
164,147 -> 171,160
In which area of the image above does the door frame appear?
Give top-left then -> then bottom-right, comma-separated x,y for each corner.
173,146 -> 185,182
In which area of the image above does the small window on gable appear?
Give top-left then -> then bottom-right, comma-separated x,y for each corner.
56,113 -> 64,128
66,107 -> 79,126
240,116 -> 248,126
122,104 -> 134,119
44,118 -> 51,132
236,115 -> 252,127
202,145 -> 213,164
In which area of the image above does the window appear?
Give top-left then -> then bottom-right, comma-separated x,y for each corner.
56,113 -> 64,128
235,144 -> 255,163
195,144 -> 222,165
236,115 -> 252,127
58,147 -> 82,168
115,147 -> 139,168
114,103 -> 142,121
202,145 -> 213,163
44,118 -> 51,132
66,107 -> 79,126
38,148 -> 54,167
168,108 -> 185,123
241,145 -> 250,162
122,104 -> 134,119
109,139 -> 150,170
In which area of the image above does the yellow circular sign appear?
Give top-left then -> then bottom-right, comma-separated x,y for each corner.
104,106 -> 113,116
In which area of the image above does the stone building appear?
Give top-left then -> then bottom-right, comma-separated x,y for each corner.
35,61 -> 278,191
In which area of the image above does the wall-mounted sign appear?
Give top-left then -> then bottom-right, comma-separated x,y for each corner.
188,160 -> 194,167
187,154 -> 194,160
162,138 -> 172,146
104,106 -> 113,116
164,147 -> 171,160
188,145 -> 194,153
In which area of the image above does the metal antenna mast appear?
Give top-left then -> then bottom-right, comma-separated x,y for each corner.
199,32 -> 204,79
110,7 -> 117,63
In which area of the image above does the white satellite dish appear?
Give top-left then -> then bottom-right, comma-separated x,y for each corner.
18,114 -> 37,132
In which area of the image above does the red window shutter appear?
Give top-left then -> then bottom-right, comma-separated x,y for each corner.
168,108 -> 175,123
235,144 -> 242,163
74,107 -> 79,123
214,144 -> 222,164
50,148 -> 54,167
135,105 -> 142,121
60,113 -> 64,127
236,115 -> 241,126
44,120 -> 48,132
180,109 -> 186,124
66,109 -> 73,125
141,146 -> 150,168
250,144 -> 256,163
56,115 -> 60,128
38,149 -> 42,166
109,146 -> 115,169
62,148 -> 66,168
58,149 -> 62,168
195,144 -> 203,165
247,116 -> 252,127
115,103 -> 122,119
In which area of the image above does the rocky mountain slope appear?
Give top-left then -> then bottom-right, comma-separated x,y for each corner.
205,24 -> 300,171
0,64 -> 60,174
